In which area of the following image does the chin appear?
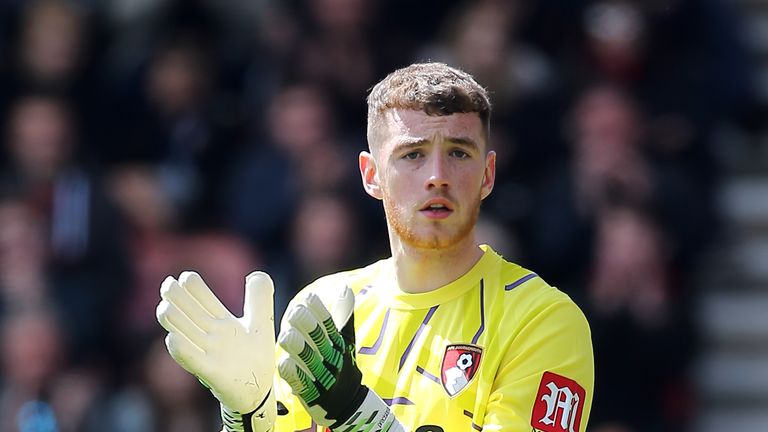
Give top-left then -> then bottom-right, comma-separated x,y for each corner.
401,229 -> 469,250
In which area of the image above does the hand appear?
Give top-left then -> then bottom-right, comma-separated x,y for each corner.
277,287 -> 406,431
156,271 -> 277,430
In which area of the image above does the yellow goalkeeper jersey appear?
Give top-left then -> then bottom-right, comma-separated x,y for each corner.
274,245 -> 594,432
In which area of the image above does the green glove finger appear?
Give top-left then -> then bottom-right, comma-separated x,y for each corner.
287,304 -> 342,371
305,293 -> 345,350
278,356 -> 321,404
278,328 -> 335,391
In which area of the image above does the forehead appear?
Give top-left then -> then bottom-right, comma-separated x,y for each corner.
375,108 -> 485,151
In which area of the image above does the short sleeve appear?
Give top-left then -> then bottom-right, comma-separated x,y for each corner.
483,300 -> 594,432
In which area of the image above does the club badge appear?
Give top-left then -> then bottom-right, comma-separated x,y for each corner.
441,344 -> 482,397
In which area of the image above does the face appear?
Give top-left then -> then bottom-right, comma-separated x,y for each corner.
361,109 -> 495,250
9,97 -> 72,179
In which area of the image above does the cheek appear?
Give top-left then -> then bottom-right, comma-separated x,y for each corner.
380,166 -> 409,197
457,165 -> 485,190
381,178 -> 408,207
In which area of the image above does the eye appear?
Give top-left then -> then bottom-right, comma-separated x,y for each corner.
450,149 -> 470,159
402,151 -> 423,160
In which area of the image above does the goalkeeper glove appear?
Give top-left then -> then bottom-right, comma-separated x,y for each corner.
277,287 -> 407,431
156,271 -> 277,432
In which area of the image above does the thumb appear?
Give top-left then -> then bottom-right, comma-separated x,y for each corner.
243,271 -> 275,331
330,286 -> 355,345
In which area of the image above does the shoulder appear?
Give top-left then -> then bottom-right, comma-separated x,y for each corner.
483,251 -> 588,332
503,267 -> 577,314
482,256 -> 593,370
283,258 -> 391,315
305,258 -> 389,295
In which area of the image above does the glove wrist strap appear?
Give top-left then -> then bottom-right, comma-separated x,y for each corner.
331,389 -> 408,432
221,388 -> 277,432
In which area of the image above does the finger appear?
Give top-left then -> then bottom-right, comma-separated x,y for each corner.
305,292 -> 345,350
277,355 -> 320,405
243,271 -> 275,331
159,275 -> 177,300
165,332 -> 210,377
156,299 -> 208,348
178,271 -> 231,320
278,327 -> 335,391
287,304 -> 341,370
161,276 -> 215,332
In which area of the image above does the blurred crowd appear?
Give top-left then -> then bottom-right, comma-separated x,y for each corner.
0,0 -> 758,431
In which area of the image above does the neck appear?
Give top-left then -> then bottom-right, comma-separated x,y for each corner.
389,232 -> 484,294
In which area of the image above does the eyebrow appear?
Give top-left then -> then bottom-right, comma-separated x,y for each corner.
392,136 -> 480,151
447,136 -> 480,150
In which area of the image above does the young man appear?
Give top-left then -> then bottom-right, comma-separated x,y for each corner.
157,63 -> 594,432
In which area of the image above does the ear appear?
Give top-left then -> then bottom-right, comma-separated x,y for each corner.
480,151 -> 496,200
359,151 -> 383,200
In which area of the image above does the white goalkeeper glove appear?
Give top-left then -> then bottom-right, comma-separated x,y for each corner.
156,271 -> 277,432
277,287 -> 407,431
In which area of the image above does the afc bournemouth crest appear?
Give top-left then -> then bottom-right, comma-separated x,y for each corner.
441,344 -> 482,397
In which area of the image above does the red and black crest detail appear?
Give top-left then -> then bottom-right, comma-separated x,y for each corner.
440,344 -> 482,397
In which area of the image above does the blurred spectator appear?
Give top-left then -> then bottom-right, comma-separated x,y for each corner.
0,91 -> 130,363
223,82 -> 370,253
266,83 -> 354,190
590,205 -> 669,323
0,194 -> 48,311
48,367 -> 105,432
268,191 -> 367,323
0,307 -> 65,432
107,32 -> 243,228
290,191 -> 362,284
90,336 -> 217,432
0,0 -> 110,156
108,165 -> 261,343
136,337 -> 217,431
566,0 -> 751,166
571,85 -> 651,213
581,1 -> 647,84
424,0 -> 556,117
0,1 -> 88,96
525,84 -> 700,430
286,0 -> 410,127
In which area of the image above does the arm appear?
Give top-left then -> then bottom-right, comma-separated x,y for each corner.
484,300 -> 594,431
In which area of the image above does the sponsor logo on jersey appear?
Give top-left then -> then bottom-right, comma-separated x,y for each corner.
530,371 -> 586,432
440,344 -> 482,397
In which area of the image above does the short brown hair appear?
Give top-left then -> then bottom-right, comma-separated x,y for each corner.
366,62 -> 491,145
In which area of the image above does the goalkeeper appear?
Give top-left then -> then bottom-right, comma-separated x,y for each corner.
157,63 -> 594,431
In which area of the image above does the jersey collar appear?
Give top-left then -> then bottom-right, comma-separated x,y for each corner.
378,245 -> 500,310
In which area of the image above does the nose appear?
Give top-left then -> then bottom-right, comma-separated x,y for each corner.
425,153 -> 449,190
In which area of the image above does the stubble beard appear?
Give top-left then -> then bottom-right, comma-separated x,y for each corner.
383,192 -> 482,250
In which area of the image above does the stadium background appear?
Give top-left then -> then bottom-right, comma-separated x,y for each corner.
0,0 -> 765,431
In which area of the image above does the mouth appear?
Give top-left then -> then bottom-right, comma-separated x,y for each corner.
419,199 -> 454,218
